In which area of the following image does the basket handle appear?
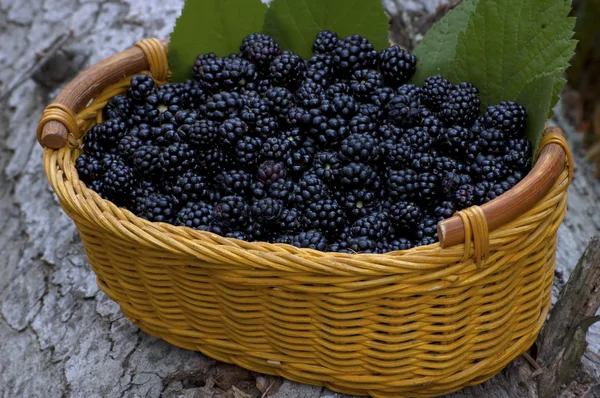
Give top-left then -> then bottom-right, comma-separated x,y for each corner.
37,38 -> 170,149
438,126 -> 573,249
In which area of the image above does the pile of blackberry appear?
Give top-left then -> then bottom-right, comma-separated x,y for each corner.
76,31 -> 532,253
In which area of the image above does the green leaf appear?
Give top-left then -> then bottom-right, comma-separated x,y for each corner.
453,0 -> 576,110
411,0 -> 479,85
167,0 -> 268,82
515,72 -> 558,156
262,0 -> 389,59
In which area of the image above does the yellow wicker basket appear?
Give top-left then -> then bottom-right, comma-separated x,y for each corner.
37,39 -> 573,398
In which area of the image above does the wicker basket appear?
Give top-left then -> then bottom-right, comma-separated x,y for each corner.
37,38 -> 573,398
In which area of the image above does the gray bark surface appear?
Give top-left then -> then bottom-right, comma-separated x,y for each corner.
0,1 -> 598,397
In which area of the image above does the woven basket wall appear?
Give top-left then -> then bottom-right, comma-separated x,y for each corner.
39,39 -> 571,398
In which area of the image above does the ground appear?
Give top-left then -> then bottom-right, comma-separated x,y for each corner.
0,0 -> 599,397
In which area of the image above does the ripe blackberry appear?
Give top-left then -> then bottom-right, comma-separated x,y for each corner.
332,34 -> 378,76
168,172 -> 209,204
250,181 -> 267,200
128,123 -> 155,143
370,86 -> 396,108
378,46 -> 417,88
158,143 -> 196,177
281,127 -> 304,149
184,79 -> 207,109
349,115 -> 377,136
474,181 -> 493,205
218,117 -> 248,146
269,51 -> 306,88
396,84 -> 422,102
286,107 -> 310,129
240,95 -> 269,126
433,201 -> 456,221
350,212 -> 392,240
440,172 -> 472,200
291,230 -> 328,251
418,172 -> 440,203
278,207 -> 305,234
455,184 -> 475,209
400,126 -> 434,153
192,53 -> 221,88
323,94 -> 358,119
274,235 -> 294,245
439,82 -> 480,127
313,152 -> 342,186
76,154 -> 103,184
376,123 -> 403,141
357,103 -> 382,123
128,74 -> 155,102
118,135 -> 143,161
481,101 -> 527,138
244,77 -> 273,94
422,75 -> 453,111
410,152 -> 437,173
305,199 -> 346,237
132,144 -> 162,178
339,133 -> 381,163
215,169 -> 252,197
339,162 -> 379,189
295,173 -> 330,208
335,188 -> 379,220
478,128 -> 506,155
244,217 -> 269,241
296,82 -> 324,109
313,30 -> 339,54
255,116 -> 280,140
386,169 -> 419,201
260,136 -> 291,162
170,110 -> 199,128
268,178 -> 298,205
343,236 -> 377,254
203,91 -> 244,121
94,118 -> 128,149
137,193 -> 176,223
103,156 -> 135,201
153,123 -> 188,147
470,155 -> 508,183
184,119 -> 218,148
386,95 -> 422,128
213,195 -> 250,230
305,55 -> 335,86
220,57 -> 257,90
310,114 -> 349,148
485,181 -> 513,202
349,69 -> 383,99
128,96 -> 160,126
198,148 -> 230,175
240,33 -> 281,69
415,216 -> 438,242
504,141 -> 532,172
390,201 -> 423,232
437,125 -> 472,156
383,237 -> 414,252
432,157 -> 461,180
380,139 -> 413,169
257,161 -> 287,186
285,137 -> 317,175
234,136 -> 263,168
225,230 -> 249,240
264,86 -> 295,116
251,198 -> 283,224
104,95 -> 132,120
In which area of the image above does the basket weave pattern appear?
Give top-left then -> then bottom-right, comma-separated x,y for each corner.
41,47 -> 570,398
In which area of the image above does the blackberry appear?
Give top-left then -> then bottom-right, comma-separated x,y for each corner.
383,237 -> 414,252
128,97 -> 160,126
192,53 -> 222,90
185,119 -> 219,148
244,77 -> 273,94
326,82 -> 350,98
76,154 -> 103,183
296,82 -> 324,109
254,116 -> 280,140
357,103 -> 382,123
389,201 -> 422,232
481,101 -> 527,138
474,181 -> 493,205
203,91 -> 244,121
168,172 -> 209,204
215,169 -> 252,197
128,74 -> 155,102
285,137 -> 317,175
250,181 -> 267,200
132,144 -> 162,178
291,230 -> 328,251
432,156 -> 461,179
437,125 -> 472,156
305,199 -> 346,237
118,135 -> 143,161
504,138 -> 532,171
234,136 -> 263,168
439,82 -> 480,127
376,123 -> 403,141
410,152 -> 437,173
268,178 -> 298,205
370,86 -> 397,108
240,95 -> 269,126
485,181 -> 513,202
339,133 -> 381,163
260,136 -> 291,162
455,184 -> 475,209
225,230 -> 249,240
335,188 -> 379,220
433,201 -> 456,221
343,237 -> 377,254
257,161 -> 287,186
349,115 -> 377,136
415,216 -> 438,242
311,114 -> 349,148
378,46 -> 417,88
157,82 -> 192,109
218,117 -> 249,146
251,198 -> 283,224
349,69 -> 383,99
274,235 -> 294,245
158,143 -> 196,177
171,110 -> 200,128
440,172 -> 472,200
396,84 -> 422,102
313,152 -> 342,186
128,123 -> 155,143
350,212 -> 392,240
220,57 -> 257,90
244,217 -> 269,241
400,126 -> 434,153
286,107 -> 310,129
240,33 -> 281,69
332,34 -> 378,76
422,75 -> 453,111
104,95 -> 132,120
103,156 -> 135,201
137,193 -> 176,223
308,53 -> 335,73
339,162 -> 379,189
278,207 -> 305,233
313,30 -> 339,54
322,94 -> 358,120
470,155 -> 507,183
380,139 -> 413,169
153,123 -> 187,147
198,148 -> 230,175
295,173 -> 330,207
386,95 -> 422,128
417,172 -> 439,203
264,86 -> 295,116
478,128 -> 506,155
281,127 -> 304,149
386,169 -> 419,201
94,118 -> 128,149
417,236 -> 438,247
213,195 -> 250,230
269,51 -> 306,88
